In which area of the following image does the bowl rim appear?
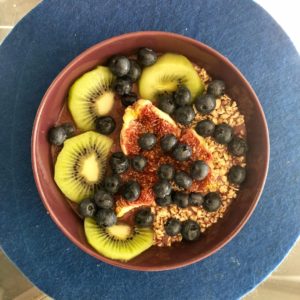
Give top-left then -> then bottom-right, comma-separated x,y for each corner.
31,31 -> 270,271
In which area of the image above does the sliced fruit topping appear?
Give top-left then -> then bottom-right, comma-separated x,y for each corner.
79,199 -> 97,217
179,128 -> 212,162
134,207 -> 154,227
94,188 -> 114,209
213,123 -> 233,144
173,106 -> 195,125
54,131 -> 113,202
109,152 -> 129,174
195,119 -> 215,137
165,218 -> 181,236
174,171 -> 192,189
95,116 -> 116,135
189,192 -> 204,207
174,86 -> 192,106
122,180 -> 141,201
120,99 -> 180,155
181,220 -> 200,241
195,94 -> 216,115
137,48 -> 157,67
207,80 -> 225,97
228,136 -> 248,156
96,208 -> 117,227
84,218 -> 154,261
139,53 -> 204,101
190,160 -> 209,181
108,55 -> 130,77
116,187 -> 155,217
117,101 -> 213,216
228,165 -> 246,184
68,66 -> 115,131
203,192 -> 221,212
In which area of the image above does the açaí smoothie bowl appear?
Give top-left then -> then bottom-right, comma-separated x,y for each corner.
45,47 -> 248,262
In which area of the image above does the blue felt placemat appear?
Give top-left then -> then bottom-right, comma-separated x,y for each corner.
0,0 -> 299,299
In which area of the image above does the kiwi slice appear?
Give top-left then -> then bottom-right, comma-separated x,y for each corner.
139,53 -> 204,101
54,131 -> 113,203
68,66 -> 116,131
84,218 -> 154,261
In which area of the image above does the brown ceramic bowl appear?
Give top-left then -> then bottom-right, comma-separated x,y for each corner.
31,31 -> 269,271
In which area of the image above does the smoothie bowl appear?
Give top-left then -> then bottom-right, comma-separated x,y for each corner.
31,31 -> 269,271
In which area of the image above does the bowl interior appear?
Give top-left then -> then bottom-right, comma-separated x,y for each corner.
32,32 -> 269,270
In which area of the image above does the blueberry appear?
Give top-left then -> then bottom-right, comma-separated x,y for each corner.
96,208 -> 117,227
122,180 -> 141,201
190,160 -> 209,181
113,78 -> 132,95
174,171 -> 192,189
195,119 -> 215,137
158,164 -> 175,180
103,175 -> 121,194
138,133 -> 157,150
213,123 -> 233,144
131,155 -> 147,172
94,189 -> 114,209
189,193 -> 204,206
172,191 -> 189,208
134,207 -> 154,227
207,80 -> 225,97
110,152 -> 129,174
108,55 -> 130,77
228,136 -> 248,156
48,126 -> 67,146
181,220 -> 200,241
155,195 -> 172,207
174,86 -> 192,106
79,199 -> 97,217
160,134 -> 178,152
165,218 -> 181,236
121,92 -> 138,107
153,180 -> 172,198
127,60 -> 141,82
203,192 -> 221,212
62,123 -> 75,137
172,143 -> 192,161
137,48 -> 157,66
173,106 -> 195,125
157,93 -> 176,114
228,165 -> 246,184
95,116 -> 116,135
195,94 -> 216,114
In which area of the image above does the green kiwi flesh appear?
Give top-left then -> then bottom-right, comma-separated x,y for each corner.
68,66 -> 116,131
84,218 -> 154,261
54,131 -> 113,203
139,53 -> 204,101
